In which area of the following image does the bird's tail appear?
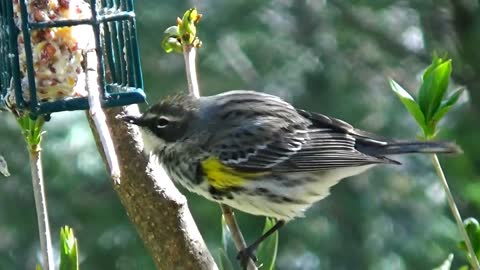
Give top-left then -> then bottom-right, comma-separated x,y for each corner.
367,141 -> 462,156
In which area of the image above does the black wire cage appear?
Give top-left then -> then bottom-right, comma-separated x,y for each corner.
0,0 -> 145,118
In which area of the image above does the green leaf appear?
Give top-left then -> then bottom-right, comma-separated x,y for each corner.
432,253 -> 453,270
218,248 -> 235,270
162,36 -> 182,53
418,58 -> 452,121
466,218 -> 480,257
429,60 -> 452,117
431,88 -> 464,123
59,226 -> 79,270
161,26 -> 182,54
179,8 -> 200,44
16,115 -> 45,149
36,264 -> 43,270
422,54 -> 444,81
458,265 -> 469,270
256,218 -> 279,270
459,218 -> 480,261
33,117 -> 45,145
388,79 -> 426,130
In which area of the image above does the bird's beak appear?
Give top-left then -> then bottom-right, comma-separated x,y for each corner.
119,114 -> 145,126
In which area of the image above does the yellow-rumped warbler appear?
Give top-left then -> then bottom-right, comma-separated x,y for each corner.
121,90 -> 459,265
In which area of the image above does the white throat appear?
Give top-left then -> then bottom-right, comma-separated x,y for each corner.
140,128 -> 166,155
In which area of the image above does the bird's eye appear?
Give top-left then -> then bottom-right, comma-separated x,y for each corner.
156,117 -> 170,128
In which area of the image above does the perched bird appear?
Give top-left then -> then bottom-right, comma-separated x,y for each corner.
121,90 -> 459,266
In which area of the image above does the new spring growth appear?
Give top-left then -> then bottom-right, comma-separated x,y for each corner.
161,8 -> 202,53
389,55 -> 464,139
391,56 -> 480,270
459,218 -> 480,264
162,26 -> 182,53
17,115 -> 46,151
59,226 -> 79,270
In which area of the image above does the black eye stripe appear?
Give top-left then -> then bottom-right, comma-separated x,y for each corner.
143,113 -> 188,143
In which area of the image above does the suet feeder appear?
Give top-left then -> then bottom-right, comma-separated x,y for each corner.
0,0 -> 145,118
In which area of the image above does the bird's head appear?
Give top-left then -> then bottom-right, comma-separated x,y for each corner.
120,94 -> 199,153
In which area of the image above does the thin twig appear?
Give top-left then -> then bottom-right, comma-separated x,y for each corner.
30,147 -> 54,270
431,154 -> 480,270
221,205 -> 258,270
182,44 -> 258,270
183,45 -> 200,98
84,50 -> 121,184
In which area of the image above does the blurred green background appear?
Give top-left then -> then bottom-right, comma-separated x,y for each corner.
1,0 -> 480,269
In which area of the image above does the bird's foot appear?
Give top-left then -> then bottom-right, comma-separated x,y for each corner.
237,246 -> 257,269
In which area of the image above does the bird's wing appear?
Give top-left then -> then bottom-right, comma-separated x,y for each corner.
296,109 -> 391,145
274,128 -> 394,172
208,115 -> 308,170
204,90 -> 309,170
207,106 -> 393,173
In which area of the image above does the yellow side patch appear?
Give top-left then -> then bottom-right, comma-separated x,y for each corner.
201,157 -> 269,190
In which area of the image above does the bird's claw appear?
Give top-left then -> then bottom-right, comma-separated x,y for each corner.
237,246 -> 257,269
